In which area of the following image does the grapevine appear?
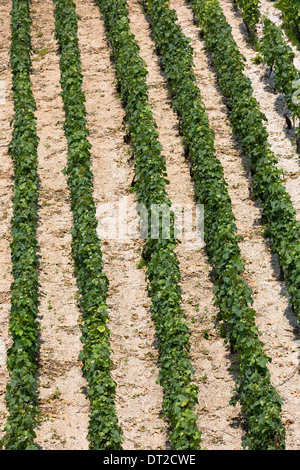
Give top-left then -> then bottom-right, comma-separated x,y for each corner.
140,0 -> 286,451
52,0 -> 123,450
1,0 -> 41,450
95,0 -> 202,450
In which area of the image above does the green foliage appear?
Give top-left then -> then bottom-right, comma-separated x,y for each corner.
189,0 -> 300,448
234,0 -> 260,43
52,0 -> 123,450
235,1 -> 300,147
260,17 -> 300,118
276,0 -> 300,48
0,0 -> 40,450
96,0 -> 202,450
141,0 -> 287,450
191,0 -> 300,324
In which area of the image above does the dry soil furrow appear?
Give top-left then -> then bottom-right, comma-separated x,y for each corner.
127,0 -> 245,450
219,0 -> 300,219
75,0 -> 169,450
29,0 -> 90,450
171,0 -> 300,449
0,0 -> 14,440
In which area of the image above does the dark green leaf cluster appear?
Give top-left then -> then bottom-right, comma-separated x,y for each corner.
96,0 -> 202,450
260,18 -> 300,120
141,0 -> 286,451
233,0 -> 260,43
275,0 -> 300,48
234,1 -> 300,144
52,0 -> 123,450
0,0 -> 41,450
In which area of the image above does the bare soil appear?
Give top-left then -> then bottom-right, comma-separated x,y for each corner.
29,0 -> 90,450
0,0 -> 14,442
